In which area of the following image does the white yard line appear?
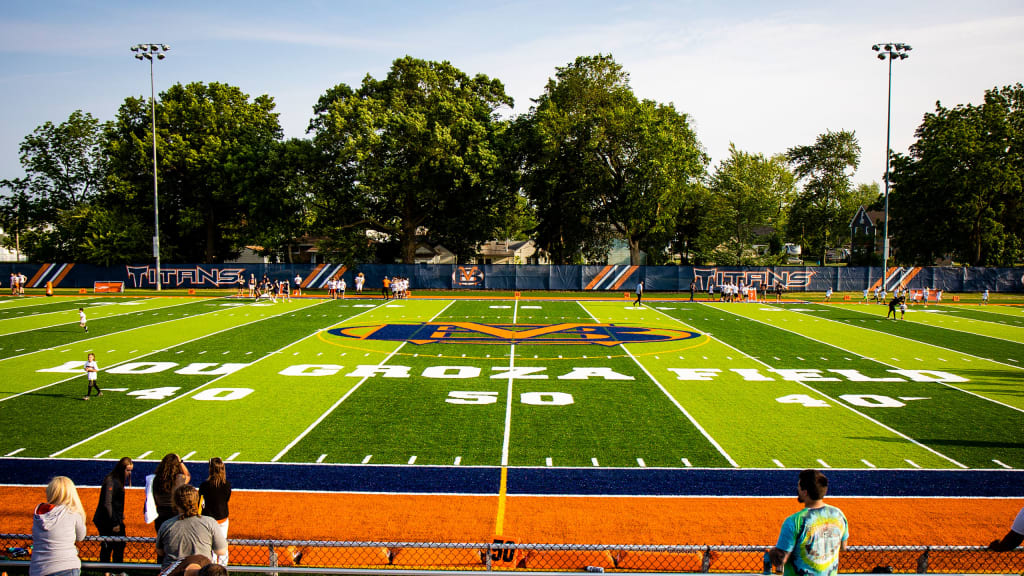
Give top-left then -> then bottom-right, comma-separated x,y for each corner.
50,300 -> 337,457
693,304 -> 969,469
0,302 -> 314,405
272,300 -> 456,462
0,298 -> 208,364
579,301 -> 739,468
500,299 -> 520,467
772,306 -> 1024,415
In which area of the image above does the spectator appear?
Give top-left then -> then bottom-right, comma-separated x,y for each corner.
30,476 -> 87,576
199,458 -> 232,565
157,554 -> 228,576
768,469 -> 848,576
989,506 -> 1024,551
153,453 -> 191,534
156,485 -> 227,569
93,457 -> 133,571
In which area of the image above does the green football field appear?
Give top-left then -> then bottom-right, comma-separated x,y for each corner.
1,294 -> 1022,470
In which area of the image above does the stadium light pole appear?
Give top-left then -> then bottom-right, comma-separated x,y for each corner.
131,43 -> 170,291
872,42 -> 911,289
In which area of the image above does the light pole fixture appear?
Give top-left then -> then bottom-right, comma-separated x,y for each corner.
130,43 -> 170,291
871,42 -> 911,290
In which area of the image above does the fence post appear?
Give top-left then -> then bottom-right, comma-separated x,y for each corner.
701,545 -> 711,572
485,542 -> 493,570
916,547 -> 929,573
268,543 -> 278,576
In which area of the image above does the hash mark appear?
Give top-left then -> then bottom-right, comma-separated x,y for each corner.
591,458 -> 600,467
227,452 -> 240,461
5,448 -> 25,457
317,454 -> 327,463
138,451 -> 152,460
817,459 -> 831,468
905,460 -> 920,468
861,459 -> 876,468
772,459 -> 785,468
993,460 -> 1013,469
637,458 -> 646,467
545,457 -> 553,467
408,456 -> 417,465
94,450 -> 110,458
182,451 -> 196,461
681,458 -> 692,467
454,456 -> 462,466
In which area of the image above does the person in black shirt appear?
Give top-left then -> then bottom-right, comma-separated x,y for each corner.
199,458 -> 232,565
93,457 -> 133,569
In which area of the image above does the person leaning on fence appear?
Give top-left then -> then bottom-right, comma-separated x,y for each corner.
156,485 -> 228,569
93,457 -> 133,571
157,553 -> 229,576
768,469 -> 848,576
988,505 -> 1024,551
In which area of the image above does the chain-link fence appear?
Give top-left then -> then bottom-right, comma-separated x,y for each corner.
2,534 -> 1023,574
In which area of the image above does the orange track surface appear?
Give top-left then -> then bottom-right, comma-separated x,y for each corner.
1,486 -> 1019,546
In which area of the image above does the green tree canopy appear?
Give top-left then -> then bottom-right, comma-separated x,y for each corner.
521,54 -> 707,265
709,144 -> 796,264
889,84 -> 1024,266
0,110 -> 106,260
309,56 -> 515,263
105,81 -> 285,263
785,129 -> 861,264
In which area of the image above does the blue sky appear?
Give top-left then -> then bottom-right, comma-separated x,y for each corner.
2,0 -> 1022,187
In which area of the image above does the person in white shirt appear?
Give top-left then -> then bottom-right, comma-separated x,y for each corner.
78,308 -> 88,332
83,353 -> 101,400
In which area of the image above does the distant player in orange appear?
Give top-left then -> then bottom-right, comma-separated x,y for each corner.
382,276 -> 391,300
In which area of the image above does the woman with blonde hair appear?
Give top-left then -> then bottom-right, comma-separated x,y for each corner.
31,476 -> 87,576
155,485 -> 227,569
199,458 -> 231,565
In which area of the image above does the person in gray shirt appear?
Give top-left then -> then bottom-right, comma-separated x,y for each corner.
156,485 -> 227,569
31,477 -> 87,576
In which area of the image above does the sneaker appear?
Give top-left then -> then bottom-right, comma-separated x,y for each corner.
98,392 -> 103,396
83,396 -> 90,400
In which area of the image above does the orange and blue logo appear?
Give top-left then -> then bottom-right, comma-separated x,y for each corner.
326,322 -> 700,347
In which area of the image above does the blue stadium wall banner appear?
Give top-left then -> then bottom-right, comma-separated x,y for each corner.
2,262 -> 1023,292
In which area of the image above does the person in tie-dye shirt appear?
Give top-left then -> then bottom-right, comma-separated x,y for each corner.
769,469 -> 848,576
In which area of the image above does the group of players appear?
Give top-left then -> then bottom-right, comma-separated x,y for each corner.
708,281 -> 785,303
326,273 -> 365,298
8,272 -> 27,296
239,274 -> 292,303
382,276 -> 410,300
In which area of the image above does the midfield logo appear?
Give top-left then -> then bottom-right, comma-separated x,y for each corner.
326,322 -> 701,346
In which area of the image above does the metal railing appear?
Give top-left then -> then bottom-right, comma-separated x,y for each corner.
2,534 -> 1023,574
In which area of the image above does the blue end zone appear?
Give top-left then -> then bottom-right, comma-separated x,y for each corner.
2,459 -> 1022,497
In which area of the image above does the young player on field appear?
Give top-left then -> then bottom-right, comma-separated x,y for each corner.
83,353 -> 101,400
78,308 -> 88,332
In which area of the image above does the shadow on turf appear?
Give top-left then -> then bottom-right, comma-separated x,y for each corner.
850,435 -> 1024,450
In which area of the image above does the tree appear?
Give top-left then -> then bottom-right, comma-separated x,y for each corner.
309,56 -> 515,264
0,110 -> 106,260
709,144 -> 796,263
889,84 -> 1024,266
105,82 -> 285,263
522,54 -> 707,265
673,183 -> 731,265
786,130 -> 861,264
